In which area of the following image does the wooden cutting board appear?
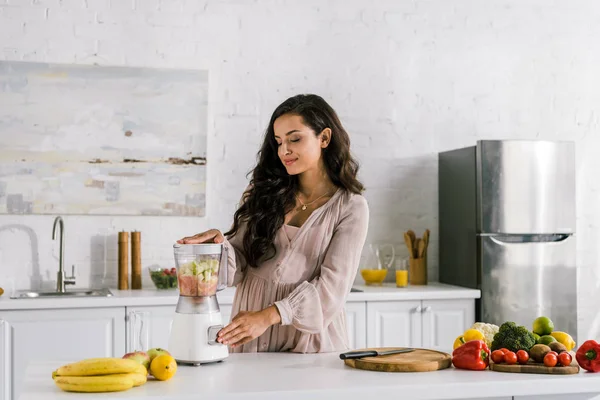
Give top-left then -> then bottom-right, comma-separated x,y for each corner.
343,347 -> 452,372
490,360 -> 580,375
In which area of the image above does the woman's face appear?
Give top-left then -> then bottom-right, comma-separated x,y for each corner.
273,114 -> 330,176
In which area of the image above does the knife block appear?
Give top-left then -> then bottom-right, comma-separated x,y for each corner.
409,258 -> 427,285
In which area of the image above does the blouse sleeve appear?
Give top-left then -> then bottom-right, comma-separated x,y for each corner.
274,195 -> 369,333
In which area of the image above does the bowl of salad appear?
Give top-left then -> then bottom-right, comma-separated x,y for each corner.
148,267 -> 179,290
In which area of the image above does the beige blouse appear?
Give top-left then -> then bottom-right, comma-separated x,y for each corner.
223,188 -> 369,354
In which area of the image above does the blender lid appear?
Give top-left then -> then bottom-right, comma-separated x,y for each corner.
173,242 -> 224,255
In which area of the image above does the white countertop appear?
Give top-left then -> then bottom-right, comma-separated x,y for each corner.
20,353 -> 600,400
0,282 -> 480,311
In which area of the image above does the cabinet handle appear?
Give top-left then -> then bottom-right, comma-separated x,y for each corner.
422,306 -> 432,313
413,306 -> 422,313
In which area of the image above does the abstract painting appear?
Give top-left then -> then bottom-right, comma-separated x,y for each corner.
0,61 -> 208,216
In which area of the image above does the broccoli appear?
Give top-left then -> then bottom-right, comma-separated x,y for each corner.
491,321 -> 536,353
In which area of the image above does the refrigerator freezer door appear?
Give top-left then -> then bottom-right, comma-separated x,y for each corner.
477,140 -> 575,234
480,234 -> 577,342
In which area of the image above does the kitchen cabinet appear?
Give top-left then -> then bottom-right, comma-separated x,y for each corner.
0,308 -> 125,400
345,302 -> 366,349
366,299 -> 474,350
0,319 -> 9,400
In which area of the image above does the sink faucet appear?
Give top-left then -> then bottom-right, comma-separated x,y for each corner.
52,216 -> 75,292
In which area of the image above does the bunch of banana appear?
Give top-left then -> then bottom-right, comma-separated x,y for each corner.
52,358 -> 147,393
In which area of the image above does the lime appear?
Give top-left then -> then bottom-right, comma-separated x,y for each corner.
538,335 -> 557,346
532,316 -> 554,336
533,333 -> 541,343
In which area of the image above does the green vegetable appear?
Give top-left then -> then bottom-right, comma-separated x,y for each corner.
491,321 -> 537,353
150,270 -> 178,289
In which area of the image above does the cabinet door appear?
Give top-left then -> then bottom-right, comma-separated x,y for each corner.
366,301 -> 422,348
2,308 -> 125,400
0,319 -> 9,400
345,302 -> 366,349
421,299 -> 475,352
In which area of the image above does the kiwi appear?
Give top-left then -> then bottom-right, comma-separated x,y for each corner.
549,341 -> 568,354
530,344 -> 551,363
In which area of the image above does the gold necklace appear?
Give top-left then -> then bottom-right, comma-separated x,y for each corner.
296,189 -> 333,211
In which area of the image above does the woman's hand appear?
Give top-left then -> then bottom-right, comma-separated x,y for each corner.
177,229 -> 225,244
217,306 -> 281,348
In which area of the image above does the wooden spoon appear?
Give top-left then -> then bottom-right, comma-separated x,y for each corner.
404,232 -> 414,259
418,239 -> 426,258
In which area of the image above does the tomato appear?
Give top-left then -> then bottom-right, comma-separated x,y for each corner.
558,352 -> 572,366
516,350 -> 529,365
548,351 -> 558,358
544,353 -> 558,367
491,350 -> 505,364
170,267 -> 177,274
499,348 -> 510,355
504,351 -> 517,365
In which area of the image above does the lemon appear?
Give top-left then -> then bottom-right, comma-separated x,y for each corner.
550,331 -> 576,351
0,287 -> 4,296
532,316 -> 554,336
463,329 -> 485,342
149,354 -> 177,381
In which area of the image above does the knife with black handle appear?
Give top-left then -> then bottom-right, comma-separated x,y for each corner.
339,348 -> 415,360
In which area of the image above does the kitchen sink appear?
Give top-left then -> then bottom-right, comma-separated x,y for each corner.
10,288 -> 113,299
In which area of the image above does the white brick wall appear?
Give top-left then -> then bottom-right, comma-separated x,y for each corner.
0,0 -> 598,341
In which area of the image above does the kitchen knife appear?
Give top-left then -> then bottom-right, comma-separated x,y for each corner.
339,348 -> 415,360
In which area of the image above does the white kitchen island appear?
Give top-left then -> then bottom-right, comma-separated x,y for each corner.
19,353 -> 600,400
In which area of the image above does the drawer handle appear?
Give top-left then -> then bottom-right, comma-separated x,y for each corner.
413,306 -> 422,313
422,306 -> 432,313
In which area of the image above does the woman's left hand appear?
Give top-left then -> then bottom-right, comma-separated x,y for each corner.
217,306 -> 281,348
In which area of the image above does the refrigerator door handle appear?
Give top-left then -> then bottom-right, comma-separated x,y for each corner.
485,234 -> 571,245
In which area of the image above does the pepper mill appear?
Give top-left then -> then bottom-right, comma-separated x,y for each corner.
118,231 -> 129,290
131,231 -> 142,290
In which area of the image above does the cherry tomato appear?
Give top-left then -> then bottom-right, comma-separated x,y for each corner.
544,353 -> 558,367
499,348 -> 510,355
491,350 -> 505,364
170,267 -> 177,274
516,350 -> 529,365
548,351 -> 558,358
504,351 -> 518,365
558,352 -> 572,366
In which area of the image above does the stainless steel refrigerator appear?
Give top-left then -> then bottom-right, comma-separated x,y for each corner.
438,140 -> 577,342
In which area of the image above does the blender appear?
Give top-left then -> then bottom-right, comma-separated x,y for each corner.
168,243 -> 229,365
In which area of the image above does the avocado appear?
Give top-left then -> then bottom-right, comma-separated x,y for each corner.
530,344 -> 551,363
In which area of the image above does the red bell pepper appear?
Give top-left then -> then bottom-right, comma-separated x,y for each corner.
576,340 -> 600,373
452,339 -> 490,370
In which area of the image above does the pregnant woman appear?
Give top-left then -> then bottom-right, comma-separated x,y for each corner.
178,94 -> 369,353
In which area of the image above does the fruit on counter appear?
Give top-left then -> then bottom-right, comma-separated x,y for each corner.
0,287 -> 4,296
150,267 -> 178,289
52,358 -> 148,393
491,321 -> 536,353
548,342 -> 568,354
538,335 -> 557,346
529,344 -> 552,363
150,354 -> 177,381
550,331 -> 576,351
453,329 -> 485,350
53,357 -> 141,376
491,350 -> 505,364
469,322 -> 499,348
533,333 -> 541,343
532,316 -> 554,336
123,351 -> 150,370
504,351 -> 517,365
558,352 -> 572,366
452,340 -> 490,370
516,350 -> 529,365
544,352 -> 558,367
576,339 -> 600,372
147,347 -> 171,362
53,375 -> 135,393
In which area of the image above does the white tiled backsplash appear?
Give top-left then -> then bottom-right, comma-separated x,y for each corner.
0,0 -> 598,340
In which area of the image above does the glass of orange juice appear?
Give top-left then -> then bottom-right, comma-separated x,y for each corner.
395,259 -> 408,288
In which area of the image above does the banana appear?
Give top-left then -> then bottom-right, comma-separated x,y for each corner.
133,363 -> 148,377
54,358 -> 141,377
53,375 -> 134,393
112,372 -> 147,387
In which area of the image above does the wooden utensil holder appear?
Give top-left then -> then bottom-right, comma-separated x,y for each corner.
409,257 -> 427,285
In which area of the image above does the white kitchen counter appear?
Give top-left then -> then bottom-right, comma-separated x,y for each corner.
0,282 -> 480,311
19,353 -> 600,400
